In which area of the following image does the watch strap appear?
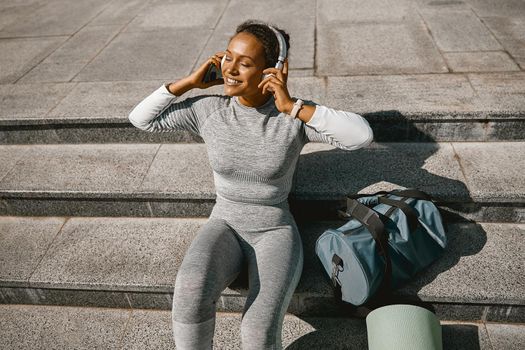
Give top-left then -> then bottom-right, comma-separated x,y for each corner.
290,99 -> 304,119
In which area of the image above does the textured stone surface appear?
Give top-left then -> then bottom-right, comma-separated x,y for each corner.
295,142 -> 469,201
486,305 -> 525,323
318,0 -> 417,23
19,24 -> 123,83
0,286 -> 131,309
0,145 -> 30,181
47,80 -> 164,120
317,19 -> 447,75
120,308 -> 177,349
0,82 -> 74,120
5,304 -> 524,349
138,144 -> 216,198
1,217 -> 522,316
0,304 -> 129,350
481,16 -> 525,69
468,0 -> 525,18
0,217 -> 64,286
444,51 -> 520,72
0,144 -> 158,193
441,322 -> 493,350
89,0 -> 149,26
125,0 -> 229,31
0,37 -> 68,83
486,323 -> 525,349
323,74 -> 478,115
0,0 -> 110,37
398,222 -> 525,304
29,217 -> 205,291
73,28 -> 211,82
419,8 -> 502,51
452,142 -> 525,202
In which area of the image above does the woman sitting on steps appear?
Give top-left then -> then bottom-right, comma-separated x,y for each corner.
128,19 -> 373,350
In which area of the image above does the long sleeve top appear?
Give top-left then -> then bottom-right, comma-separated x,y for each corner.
129,84 -> 373,205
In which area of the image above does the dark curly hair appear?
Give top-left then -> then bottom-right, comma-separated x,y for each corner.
231,20 -> 290,68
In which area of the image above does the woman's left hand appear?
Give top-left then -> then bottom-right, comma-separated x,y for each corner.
258,59 -> 295,115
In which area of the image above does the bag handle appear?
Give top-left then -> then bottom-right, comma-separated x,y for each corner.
348,188 -> 433,202
377,197 -> 420,233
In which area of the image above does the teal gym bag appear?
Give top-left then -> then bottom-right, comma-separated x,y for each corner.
315,189 -> 447,306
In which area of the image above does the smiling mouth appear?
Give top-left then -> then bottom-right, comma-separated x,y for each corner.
225,77 -> 242,85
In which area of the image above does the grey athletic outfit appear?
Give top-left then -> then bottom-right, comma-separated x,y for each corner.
129,84 -> 373,349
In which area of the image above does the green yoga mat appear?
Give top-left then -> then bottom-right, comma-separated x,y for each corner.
366,304 -> 443,350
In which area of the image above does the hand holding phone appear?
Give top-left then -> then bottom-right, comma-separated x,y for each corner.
185,52 -> 225,89
201,53 -> 225,84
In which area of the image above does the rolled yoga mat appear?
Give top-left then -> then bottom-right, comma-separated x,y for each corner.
366,304 -> 442,350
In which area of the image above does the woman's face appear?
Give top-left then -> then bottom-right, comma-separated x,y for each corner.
222,32 -> 268,97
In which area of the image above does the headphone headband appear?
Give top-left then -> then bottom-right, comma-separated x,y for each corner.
267,25 -> 287,70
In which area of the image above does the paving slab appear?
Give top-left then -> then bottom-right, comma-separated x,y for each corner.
0,144 -> 30,181
485,322 -> 525,349
89,0 -> 149,26
1,213 -> 523,315
0,217 -> 65,286
0,36 -> 68,83
397,222 -> 525,304
29,217 -> 205,291
46,80 -> 164,121
0,304 -> 130,350
295,142 -> 469,202
6,305 -> 524,350
316,18 -> 447,75
481,16 -> 525,69
317,0 -> 418,24
467,0 -> 525,18
419,8 -> 502,51
124,0 -> 229,31
0,142 -> 523,220
0,143 -> 159,194
4,305 -> 525,349
19,24 -> 124,83
202,0 -> 316,70
0,1 -> 45,32
444,51 -> 520,72
323,74 -> 478,115
0,82 -> 75,120
73,28 -> 211,82
452,142 -> 525,202
139,144 -> 216,198
0,0 -> 110,38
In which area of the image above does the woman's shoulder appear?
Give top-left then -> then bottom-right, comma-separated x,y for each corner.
183,94 -> 232,116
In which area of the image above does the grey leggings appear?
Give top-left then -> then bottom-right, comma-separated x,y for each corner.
171,194 -> 304,349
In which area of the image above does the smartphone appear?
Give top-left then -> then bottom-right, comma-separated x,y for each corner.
202,62 -> 223,83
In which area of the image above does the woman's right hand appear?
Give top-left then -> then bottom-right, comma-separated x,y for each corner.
187,51 -> 226,90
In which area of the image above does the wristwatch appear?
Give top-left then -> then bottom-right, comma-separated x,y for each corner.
289,99 -> 304,119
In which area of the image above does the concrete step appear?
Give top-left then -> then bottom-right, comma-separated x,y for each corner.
1,216 -> 523,323
2,304 -> 523,350
0,142 -> 523,222
1,73 -> 524,144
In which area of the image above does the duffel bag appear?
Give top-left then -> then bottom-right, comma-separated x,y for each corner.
315,188 -> 447,306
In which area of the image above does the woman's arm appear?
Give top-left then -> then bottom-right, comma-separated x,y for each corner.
128,78 -> 201,134
302,104 -> 374,151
